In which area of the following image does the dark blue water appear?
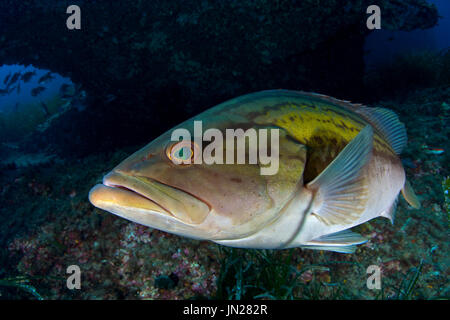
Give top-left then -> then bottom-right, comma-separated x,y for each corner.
365,0 -> 450,69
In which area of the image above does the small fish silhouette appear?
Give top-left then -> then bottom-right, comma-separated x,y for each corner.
31,86 -> 46,97
21,71 -> 36,83
38,71 -> 54,85
3,72 -> 11,85
7,72 -> 21,87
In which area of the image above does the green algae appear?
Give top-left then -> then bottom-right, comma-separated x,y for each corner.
215,247 -> 361,300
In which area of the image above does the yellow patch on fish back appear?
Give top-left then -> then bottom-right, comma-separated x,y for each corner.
253,103 -> 395,181
255,103 -> 390,149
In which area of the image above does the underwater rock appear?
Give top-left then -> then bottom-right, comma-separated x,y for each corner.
0,151 -> 56,169
379,0 -> 438,31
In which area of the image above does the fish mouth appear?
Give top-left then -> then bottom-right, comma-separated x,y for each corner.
89,171 -> 210,225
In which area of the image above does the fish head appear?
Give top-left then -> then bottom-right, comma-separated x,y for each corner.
89,116 -> 307,241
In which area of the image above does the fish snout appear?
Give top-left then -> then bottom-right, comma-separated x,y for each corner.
88,183 -> 169,214
96,171 -> 210,225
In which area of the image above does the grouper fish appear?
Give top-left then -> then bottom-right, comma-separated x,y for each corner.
89,90 -> 420,253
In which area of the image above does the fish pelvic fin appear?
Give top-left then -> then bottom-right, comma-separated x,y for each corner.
401,179 -> 421,209
300,245 -> 358,253
301,230 -> 368,254
306,125 -> 373,225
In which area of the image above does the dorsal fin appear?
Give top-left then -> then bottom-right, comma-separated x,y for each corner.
297,91 -> 407,154
352,107 -> 407,154
296,91 -> 365,110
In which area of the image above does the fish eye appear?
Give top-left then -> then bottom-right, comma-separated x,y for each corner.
166,141 -> 199,165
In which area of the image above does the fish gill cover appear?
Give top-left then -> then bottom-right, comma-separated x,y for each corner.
0,0 -> 448,302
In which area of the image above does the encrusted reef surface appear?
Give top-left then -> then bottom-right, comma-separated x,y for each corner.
0,0 -> 438,157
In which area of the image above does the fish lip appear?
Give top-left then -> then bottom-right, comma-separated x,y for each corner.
102,170 -> 210,224
102,171 -> 174,215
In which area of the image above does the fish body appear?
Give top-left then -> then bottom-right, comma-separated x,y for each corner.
21,71 -> 36,83
7,72 -> 21,87
427,149 -> 444,155
89,90 -> 420,253
38,72 -> 54,85
3,72 -> 11,85
421,145 -> 444,155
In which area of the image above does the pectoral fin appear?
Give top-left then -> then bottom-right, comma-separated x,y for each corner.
306,126 -> 373,225
401,179 -> 421,209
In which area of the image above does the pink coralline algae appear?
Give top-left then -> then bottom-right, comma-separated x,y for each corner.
7,206 -> 220,299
